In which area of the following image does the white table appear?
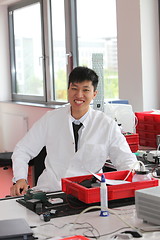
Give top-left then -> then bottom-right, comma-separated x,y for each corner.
0,196 -> 160,240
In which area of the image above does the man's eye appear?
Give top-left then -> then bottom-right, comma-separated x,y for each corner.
71,87 -> 77,90
84,89 -> 90,92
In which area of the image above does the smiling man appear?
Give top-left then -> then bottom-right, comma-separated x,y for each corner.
10,66 -> 137,196
68,67 -> 98,119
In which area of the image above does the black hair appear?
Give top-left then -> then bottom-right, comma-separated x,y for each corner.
68,66 -> 99,91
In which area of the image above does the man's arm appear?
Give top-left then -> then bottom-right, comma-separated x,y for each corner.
11,112 -> 49,195
108,120 -> 138,170
10,179 -> 29,196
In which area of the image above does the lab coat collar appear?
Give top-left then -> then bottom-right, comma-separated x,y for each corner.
71,111 -> 89,125
66,103 -> 93,128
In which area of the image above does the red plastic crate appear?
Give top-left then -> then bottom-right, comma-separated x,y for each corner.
129,144 -> 139,152
135,111 -> 160,124
62,171 -> 158,204
124,133 -> 139,144
124,133 -> 139,152
60,236 -> 90,240
135,111 -> 160,147
137,130 -> 157,140
139,138 -> 157,148
136,123 -> 160,132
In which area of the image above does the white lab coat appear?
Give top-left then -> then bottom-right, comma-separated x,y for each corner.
12,104 -> 137,192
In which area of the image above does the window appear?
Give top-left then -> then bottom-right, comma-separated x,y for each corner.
9,0 -> 118,104
76,0 -> 118,99
51,0 -> 67,101
9,0 -> 45,102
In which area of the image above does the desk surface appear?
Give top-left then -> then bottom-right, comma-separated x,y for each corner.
0,196 -> 160,240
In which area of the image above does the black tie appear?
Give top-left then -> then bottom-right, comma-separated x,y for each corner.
72,122 -> 83,152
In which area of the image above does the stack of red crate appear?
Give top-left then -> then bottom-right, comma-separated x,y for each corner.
135,111 -> 160,148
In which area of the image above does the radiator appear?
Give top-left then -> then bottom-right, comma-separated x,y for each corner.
1,112 -> 28,152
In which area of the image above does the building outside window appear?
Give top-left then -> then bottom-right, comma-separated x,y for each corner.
9,0 -> 118,104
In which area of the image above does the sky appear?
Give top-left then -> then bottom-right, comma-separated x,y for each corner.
76,0 -> 117,39
14,0 -> 117,40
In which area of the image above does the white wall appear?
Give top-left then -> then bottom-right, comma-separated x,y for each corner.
141,0 -> 160,110
117,0 -> 160,112
0,102 -> 54,152
117,0 -> 143,111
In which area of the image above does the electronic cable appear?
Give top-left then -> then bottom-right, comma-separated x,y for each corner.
83,227 -> 130,239
31,221 -> 100,240
73,206 -> 142,238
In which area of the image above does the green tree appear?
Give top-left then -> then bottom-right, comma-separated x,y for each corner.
55,69 -> 67,101
104,68 -> 118,99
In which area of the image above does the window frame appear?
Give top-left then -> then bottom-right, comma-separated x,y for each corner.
8,0 -> 47,103
8,0 -> 118,105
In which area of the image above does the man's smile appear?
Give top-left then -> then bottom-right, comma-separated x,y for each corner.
74,100 -> 85,104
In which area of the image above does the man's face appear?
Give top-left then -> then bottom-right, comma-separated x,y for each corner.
68,80 -> 97,118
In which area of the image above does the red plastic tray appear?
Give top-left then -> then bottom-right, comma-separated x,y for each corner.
62,171 -> 158,204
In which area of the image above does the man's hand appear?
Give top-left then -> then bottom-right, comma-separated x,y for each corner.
10,179 -> 29,196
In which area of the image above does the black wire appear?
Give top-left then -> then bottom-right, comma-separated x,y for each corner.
30,220 -> 130,239
33,221 -> 100,239
77,222 -> 100,239
151,164 -> 160,178
84,226 -> 130,239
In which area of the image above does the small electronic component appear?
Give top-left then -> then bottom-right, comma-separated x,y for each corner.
35,202 -> 43,214
24,189 -> 47,202
146,150 -> 160,163
40,212 -> 51,222
47,197 -> 63,205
